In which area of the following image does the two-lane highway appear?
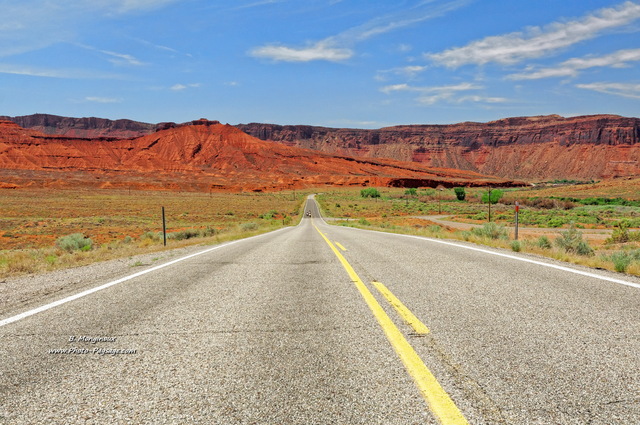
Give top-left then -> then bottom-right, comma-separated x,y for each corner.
1,197 -> 638,424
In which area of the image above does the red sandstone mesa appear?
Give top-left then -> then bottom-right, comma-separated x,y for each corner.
0,120 -> 518,191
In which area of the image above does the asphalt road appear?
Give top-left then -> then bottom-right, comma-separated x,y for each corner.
1,197 -> 638,424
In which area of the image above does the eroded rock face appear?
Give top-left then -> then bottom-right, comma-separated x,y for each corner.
0,114 -> 158,139
7,113 -> 639,180
237,115 -> 640,180
0,120 -> 519,191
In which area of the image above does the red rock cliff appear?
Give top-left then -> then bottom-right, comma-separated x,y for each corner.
237,114 -> 640,180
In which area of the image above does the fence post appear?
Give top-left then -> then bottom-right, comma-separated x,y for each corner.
515,201 -> 519,240
162,206 -> 167,246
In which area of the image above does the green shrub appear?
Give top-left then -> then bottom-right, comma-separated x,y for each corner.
481,189 -> 504,204
454,187 -> 466,201
405,188 -> 417,196
510,240 -> 522,252
610,251 -> 632,273
360,188 -> 381,198
142,231 -> 162,241
606,222 -> 630,244
536,235 -> 552,249
358,218 -> 371,226
202,227 -> 217,237
555,224 -> 593,256
472,222 -> 508,240
429,225 -> 442,233
547,217 -> 565,228
123,235 -> 133,243
241,222 -> 258,231
169,229 -> 200,240
56,233 -> 93,252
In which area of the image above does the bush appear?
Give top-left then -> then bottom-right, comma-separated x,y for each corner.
202,227 -> 217,237
358,218 -> 371,225
429,225 -> 442,233
405,188 -> 417,196
610,251 -> 632,273
169,229 -> 200,240
510,240 -> 522,252
56,233 -> 93,252
481,189 -> 504,204
454,187 -> 466,201
606,222 -> 630,244
555,224 -> 593,256
241,222 -> 258,231
472,222 -> 508,240
360,188 -> 381,198
536,235 -> 552,249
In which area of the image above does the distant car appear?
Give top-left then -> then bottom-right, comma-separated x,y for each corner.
306,211 -> 311,217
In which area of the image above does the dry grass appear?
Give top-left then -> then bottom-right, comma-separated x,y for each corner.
317,187 -> 640,278
0,188 -> 307,278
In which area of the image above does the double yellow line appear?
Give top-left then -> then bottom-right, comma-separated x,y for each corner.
315,225 -> 469,425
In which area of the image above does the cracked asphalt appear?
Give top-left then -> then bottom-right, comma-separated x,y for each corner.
1,197 -> 638,424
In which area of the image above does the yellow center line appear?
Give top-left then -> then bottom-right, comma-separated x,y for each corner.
335,242 -> 347,251
372,281 -> 430,336
313,224 -> 469,425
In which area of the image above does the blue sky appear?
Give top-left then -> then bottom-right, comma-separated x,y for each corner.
0,0 -> 639,127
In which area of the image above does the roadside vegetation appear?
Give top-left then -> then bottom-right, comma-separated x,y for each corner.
316,183 -> 640,277
0,189 -> 307,279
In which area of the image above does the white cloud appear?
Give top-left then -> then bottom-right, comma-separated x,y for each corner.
379,82 -> 505,104
576,82 -> 640,99
0,1 -> 184,57
85,96 -> 121,103
508,48 -> 640,80
381,82 -> 481,94
92,0 -> 183,14
376,65 -> 428,81
250,0 -> 468,62
99,50 -> 146,66
427,1 -> 640,68
170,83 -> 201,91
0,63 -> 122,79
250,41 -> 353,62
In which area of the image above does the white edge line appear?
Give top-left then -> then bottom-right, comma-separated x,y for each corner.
0,227 -> 292,328
320,216 -> 640,290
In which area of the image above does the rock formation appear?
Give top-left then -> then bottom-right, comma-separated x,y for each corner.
0,114 -> 157,139
5,113 -> 639,181
237,115 -> 640,180
0,120 -> 518,191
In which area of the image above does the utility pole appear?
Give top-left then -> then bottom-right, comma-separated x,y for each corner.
487,188 -> 493,222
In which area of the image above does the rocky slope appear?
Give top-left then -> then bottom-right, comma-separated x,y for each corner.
237,115 -> 640,180
0,120 -> 517,191
6,113 -> 639,181
0,114 -> 157,139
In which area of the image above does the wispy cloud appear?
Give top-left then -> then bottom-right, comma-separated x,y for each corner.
233,0 -> 287,10
99,49 -> 146,66
376,65 -> 428,81
507,48 -> 640,80
380,82 -> 507,104
85,96 -> 121,103
0,1 -> 184,57
170,83 -> 202,91
250,0 -> 468,62
250,41 -> 353,62
427,1 -> 640,68
102,0 -> 184,14
0,63 -> 122,79
576,82 -> 640,99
